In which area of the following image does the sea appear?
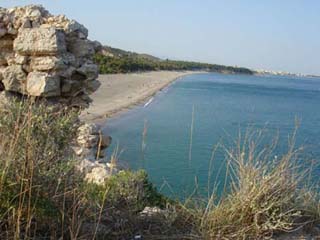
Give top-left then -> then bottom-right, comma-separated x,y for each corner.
104,73 -> 320,199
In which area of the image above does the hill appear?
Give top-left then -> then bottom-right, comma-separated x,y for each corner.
94,45 -> 254,75
99,45 -> 160,61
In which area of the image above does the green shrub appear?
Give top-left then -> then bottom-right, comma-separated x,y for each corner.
0,99 -> 82,238
86,170 -> 168,212
0,98 -> 171,239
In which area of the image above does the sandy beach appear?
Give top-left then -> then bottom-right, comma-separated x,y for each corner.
80,71 -> 199,122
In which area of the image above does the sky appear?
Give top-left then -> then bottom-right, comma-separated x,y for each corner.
1,0 -> 320,75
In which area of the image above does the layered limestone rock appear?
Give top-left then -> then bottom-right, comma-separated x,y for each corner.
0,5 -> 101,108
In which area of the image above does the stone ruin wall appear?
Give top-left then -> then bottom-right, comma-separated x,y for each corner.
0,5 -> 116,184
0,5 -> 101,107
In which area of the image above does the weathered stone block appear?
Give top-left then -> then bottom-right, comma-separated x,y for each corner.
77,62 -> 99,80
30,56 -> 66,71
14,54 -> 27,65
14,27 -> 66,56
77,134 -> 99,148
78,123 -> 99,136
2,65 -> 27,93
67,38 -> 94,58
59,66 -> 76,79
27,71 -> 60,97
86,80 -> 101,94
64,20 -> 88,39
20,18 -> 32,29
61,78 -> 82,95
85,166 -> 110,185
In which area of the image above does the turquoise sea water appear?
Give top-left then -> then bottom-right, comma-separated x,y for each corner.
104,73 -> 320,198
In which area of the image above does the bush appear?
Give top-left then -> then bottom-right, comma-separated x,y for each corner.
87,170 -> 168,211
0,99 -> 171,239
84,170 -> 173,239
0,99 -> 82,238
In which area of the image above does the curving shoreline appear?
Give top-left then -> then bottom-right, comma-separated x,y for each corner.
80,71 -> 203,123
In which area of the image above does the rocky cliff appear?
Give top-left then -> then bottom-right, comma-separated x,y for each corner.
0,5 -> 101,107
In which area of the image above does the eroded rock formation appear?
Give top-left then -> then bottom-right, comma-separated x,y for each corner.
75,123 -> 120,185
0,5 -> 101,107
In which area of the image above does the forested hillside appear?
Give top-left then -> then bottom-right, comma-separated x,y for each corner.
94,46 -> 254,75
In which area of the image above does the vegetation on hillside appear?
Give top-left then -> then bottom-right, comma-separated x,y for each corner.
0,99 -> 319,239
100,46 -> 161,61
94,46 -> 254,75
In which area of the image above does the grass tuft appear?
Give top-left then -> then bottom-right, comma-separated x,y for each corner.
199,128 -> 320,239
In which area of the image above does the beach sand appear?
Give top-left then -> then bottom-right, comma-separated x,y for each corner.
80,71 -> 199,122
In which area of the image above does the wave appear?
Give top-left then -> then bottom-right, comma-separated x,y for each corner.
144,97 -> 154,107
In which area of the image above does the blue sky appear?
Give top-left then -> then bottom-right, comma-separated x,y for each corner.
2,0 -> 320,75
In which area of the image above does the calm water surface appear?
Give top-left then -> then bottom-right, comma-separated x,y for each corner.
104,73 -> 320,198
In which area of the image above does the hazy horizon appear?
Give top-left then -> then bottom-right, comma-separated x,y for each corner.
2,0 -> 320,75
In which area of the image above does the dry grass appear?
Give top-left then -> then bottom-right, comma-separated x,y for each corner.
0,99 -> 176,239
197,127 -> 320,239
132,124 -> 320,239
0,99 -> 83,239
0,99 -> 319,239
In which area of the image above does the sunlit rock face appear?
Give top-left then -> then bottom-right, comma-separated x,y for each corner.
0,5 -> 101,108
75,123 -> 115,185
